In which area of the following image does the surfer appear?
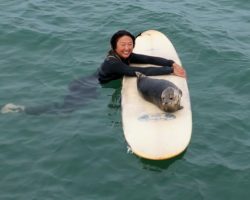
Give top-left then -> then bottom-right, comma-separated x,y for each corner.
1,30 -> 186,115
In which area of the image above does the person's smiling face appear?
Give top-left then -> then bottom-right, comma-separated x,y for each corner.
115,36 -> 134,59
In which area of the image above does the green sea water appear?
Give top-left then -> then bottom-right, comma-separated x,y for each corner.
1,0 -> 250,199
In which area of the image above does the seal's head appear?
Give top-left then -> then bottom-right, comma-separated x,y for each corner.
161,87 -> 182,112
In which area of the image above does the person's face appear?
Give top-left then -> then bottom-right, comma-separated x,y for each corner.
115,35 -> 134,59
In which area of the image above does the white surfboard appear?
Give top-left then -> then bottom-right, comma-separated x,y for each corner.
121,30 -> 192,160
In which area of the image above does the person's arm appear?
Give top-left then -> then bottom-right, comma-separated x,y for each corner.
97,57 -> 173,83
105,57 -> 173,77
130,53 -> 174,66
131,53 -> 186,78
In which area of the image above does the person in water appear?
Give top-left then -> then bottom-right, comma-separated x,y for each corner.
97,30 -> 186,84
1,30 -> 186,115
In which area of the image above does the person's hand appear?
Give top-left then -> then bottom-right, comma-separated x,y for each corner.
172,63 -> 186,78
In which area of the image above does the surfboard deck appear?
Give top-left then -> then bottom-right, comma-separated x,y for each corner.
121,30 -> 192,160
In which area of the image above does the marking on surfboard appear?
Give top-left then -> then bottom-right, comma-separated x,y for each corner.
138,113 -> 176,121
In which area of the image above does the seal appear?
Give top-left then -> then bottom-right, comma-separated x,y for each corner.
135,72 -> 183,112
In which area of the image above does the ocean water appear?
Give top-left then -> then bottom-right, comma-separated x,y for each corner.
1,0 -> 250,199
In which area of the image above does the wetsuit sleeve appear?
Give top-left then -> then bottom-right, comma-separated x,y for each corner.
98,57 -> 173,83
130,53 -> 175,66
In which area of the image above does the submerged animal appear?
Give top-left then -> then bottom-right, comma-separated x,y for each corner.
135,72 -> 183,112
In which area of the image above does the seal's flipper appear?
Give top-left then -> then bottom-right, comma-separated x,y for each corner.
135,71 -> 146,78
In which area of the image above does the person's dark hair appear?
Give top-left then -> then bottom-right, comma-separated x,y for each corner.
110,30 -> 135,50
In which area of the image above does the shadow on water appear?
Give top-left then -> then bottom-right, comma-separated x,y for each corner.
138,150 -> 186,172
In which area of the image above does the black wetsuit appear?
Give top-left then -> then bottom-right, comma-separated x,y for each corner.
97,50 -> 174,84
24,51 -> 175,115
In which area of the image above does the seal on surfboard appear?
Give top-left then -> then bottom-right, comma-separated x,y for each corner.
135,72 -> 183,112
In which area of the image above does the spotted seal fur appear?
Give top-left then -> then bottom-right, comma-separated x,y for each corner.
135,72 -> 183,112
